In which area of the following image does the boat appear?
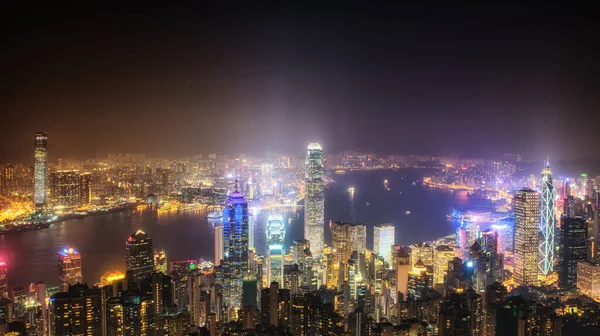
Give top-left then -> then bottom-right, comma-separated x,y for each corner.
348,187 -> 355,197
206,211 -> 223,220
405,210 -> 411,215
384,179 -> 389,189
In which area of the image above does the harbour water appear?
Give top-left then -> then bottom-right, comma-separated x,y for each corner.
0,168 -> 462,288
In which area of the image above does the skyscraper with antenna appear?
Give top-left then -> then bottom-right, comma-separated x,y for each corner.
539,159 -> 555,275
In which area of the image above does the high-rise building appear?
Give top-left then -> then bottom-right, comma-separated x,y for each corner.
558,217 -> 588,288
106,289 -> 153,336
154,249 -> 168,274
330,221 -> 367,264
51,170 -> 81,208
267,214 -> 285,285
222,185 -> 249,314
0,164 -> 15,196
433,245 -> 455,286
51,284 -> 102,336
58,248 -> 83,292
0,262 -> 6,299
577,261 -> 600,300
34,132 -> 48,210
125,230 -> 155,284
214,225 -> 224,266
514,189 -> 540,286
410,242 -> 433,267
374,224 -> 395,265
79,172 -> 92,206
304,143 -> 324,259
539,161 -> 555,275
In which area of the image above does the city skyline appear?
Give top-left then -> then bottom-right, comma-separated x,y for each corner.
2,3 -> 600,335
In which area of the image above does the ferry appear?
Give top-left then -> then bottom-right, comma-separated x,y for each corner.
348,187 -> 355,197
383,179 -> 389,189
206,211 -> 223,220
405,210 -> 411,215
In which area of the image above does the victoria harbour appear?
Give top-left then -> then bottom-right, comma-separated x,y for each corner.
2,4 -> 600,334
0,169 -> 457,287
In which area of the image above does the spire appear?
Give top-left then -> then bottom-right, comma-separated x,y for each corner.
234,178 -> 239,192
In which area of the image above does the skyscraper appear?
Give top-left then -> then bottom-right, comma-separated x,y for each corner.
558,217 -> 587,288
374,224 -> 395,265
52,284 -> 102,336
539,160 -> 555,275
304,143 -> 324,259
58,248 -> 83,292
125,230 -> 155,284
267,214 -> 285,285
514,189 -> 540,286
34,132 -> 48,210
79,172 -> 92,206
0,261 -> 7,299
50,170 -> 81,208
214,225 -> 224,266
330,221 -> 367,264
154,249 -> 168,274
222,185 -> 249,313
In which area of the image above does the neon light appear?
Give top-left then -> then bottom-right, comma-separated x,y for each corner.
269,244 -> 283,251
466,261 -> 474,268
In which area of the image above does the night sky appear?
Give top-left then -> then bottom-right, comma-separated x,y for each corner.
1,3 -> 598,162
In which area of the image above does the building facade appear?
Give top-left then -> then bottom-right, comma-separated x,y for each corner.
125,230 -> 155,284
374,224 -> 395,265
539,161 -> 555,275
34,132 -> 48,210
304,143 -> 324,259
514,189 -> 540,286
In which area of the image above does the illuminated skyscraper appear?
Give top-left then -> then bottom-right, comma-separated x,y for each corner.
214,225 -> 224,266
374,224 -> 395,265
58,248 -> 83,292
50,170 -> 81,208
126,230 -> 155,284
52,284 -> 102,336
331,221 -> 367,264
304,143 -> 324,259
222,184 -> 249,313
539,160 -> 555,275
433,245 -> 455,286
0,261 -> 6,299
267,214 -> 285,285
34,132 -> 48,210
154,249 -> 168,274
79,172 -> 92,206
514,189 -> 540,286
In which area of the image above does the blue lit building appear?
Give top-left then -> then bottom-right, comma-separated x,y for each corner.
222,185 -> 249,315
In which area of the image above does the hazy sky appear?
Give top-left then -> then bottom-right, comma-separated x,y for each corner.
1,3 -> 598,162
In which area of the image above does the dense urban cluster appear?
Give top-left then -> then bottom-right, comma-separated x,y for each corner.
1,134 -> 600,335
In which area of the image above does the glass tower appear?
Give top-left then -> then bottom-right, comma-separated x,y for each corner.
34,132 -> 48,210
267,214 -> 285,285
539,160 -> 555,275
125,230 -> 155,284
514,189 -> 540,286
222,186 -> 249,312
304,143 -> 324,259
374,224 -> 395,265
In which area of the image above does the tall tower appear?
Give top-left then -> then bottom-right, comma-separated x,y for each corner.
539,160 -> 555,275
34,132 -> 48,210
330,221 -> 367,264
304,143 -> 324,259
125,230 -> 155,284
222,184 -> 249,313
267,214 -> 285,285
214,225 -> 224,266
514,189 -> 540,286
58,247 -> 83,292
374,224 -> 395,265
